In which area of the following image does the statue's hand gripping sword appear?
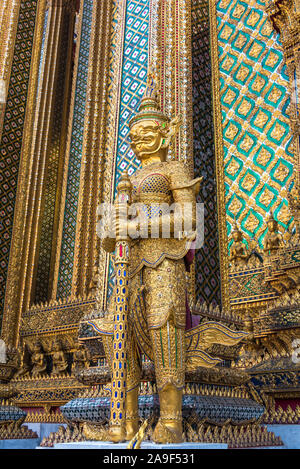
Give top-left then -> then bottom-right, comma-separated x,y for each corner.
108,172 -> 132,442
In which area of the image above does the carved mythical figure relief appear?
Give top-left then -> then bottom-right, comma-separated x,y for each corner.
31,342 -> 47,378
72,342 -> 89,373
264,212 -> 285,254
51,340 -> 68,376
229,222 -> 249,267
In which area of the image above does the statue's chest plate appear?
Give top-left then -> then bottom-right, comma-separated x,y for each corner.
132,172 -> 171,203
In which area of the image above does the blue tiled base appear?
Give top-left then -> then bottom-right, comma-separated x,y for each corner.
61,395 -> 264,424
267,425 -> 300,449
0,438 -> 40,449
49,441 -> 228,450
0,405 -> 26,423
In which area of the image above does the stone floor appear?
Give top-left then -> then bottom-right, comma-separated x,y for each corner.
0,438 -> 40,449
0,424 -> 299,449
44,441 -> 229,449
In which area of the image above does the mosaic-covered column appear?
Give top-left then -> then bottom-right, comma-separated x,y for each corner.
214,0 -> 294,241
1,0 -> 77,343
0,0 -> 21,139
68,1 -> 113,299
191,0 -> 224,308
0,0 -> 47,345
149,0 -> 194,170
30,0 -> 77,305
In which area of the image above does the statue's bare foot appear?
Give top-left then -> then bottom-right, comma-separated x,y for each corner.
108,425 -> 126,443
126,420 -> 139,440
152,419 -> 183,444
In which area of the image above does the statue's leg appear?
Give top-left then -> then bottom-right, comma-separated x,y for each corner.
149,321 -> 185,444
143,259 -> 186,443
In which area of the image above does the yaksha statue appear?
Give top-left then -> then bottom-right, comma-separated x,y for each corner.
90,73 -> 248,444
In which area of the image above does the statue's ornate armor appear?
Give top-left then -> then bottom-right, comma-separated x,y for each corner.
129,161 -> 195,276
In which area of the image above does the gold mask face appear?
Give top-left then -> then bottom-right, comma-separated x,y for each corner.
129,119 -> 165,161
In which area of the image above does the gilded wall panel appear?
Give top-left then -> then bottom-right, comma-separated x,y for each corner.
215,0 -> 294,247
192,0 -> 222,306
35,9 -> 74,303
103,0 -> 150,303
70,1 -> 114,298
0,1 -> 38,331
56,0 -> 93,299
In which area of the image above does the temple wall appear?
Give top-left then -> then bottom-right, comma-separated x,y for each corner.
214,0 -> 294,246
192,0 -> 222,307
56,0 -> 94,299
104,0 -> 150,302
0,0 -> 297,337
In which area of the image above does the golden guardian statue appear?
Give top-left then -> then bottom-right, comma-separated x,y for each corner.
87,72 -> 248,444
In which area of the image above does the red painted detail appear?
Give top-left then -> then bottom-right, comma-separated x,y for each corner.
275,398 -> 300,411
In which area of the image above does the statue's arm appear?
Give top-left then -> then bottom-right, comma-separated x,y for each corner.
169,162 -> 202,235
102,173 -> 137,252
102,236 -> 116,253
137,162 -> 202,238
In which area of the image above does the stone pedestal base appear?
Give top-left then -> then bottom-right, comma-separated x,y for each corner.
0,438 -> 40,449
25,423 -> 66,441
40,441 -> 228,449
267,425 -> 300,449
